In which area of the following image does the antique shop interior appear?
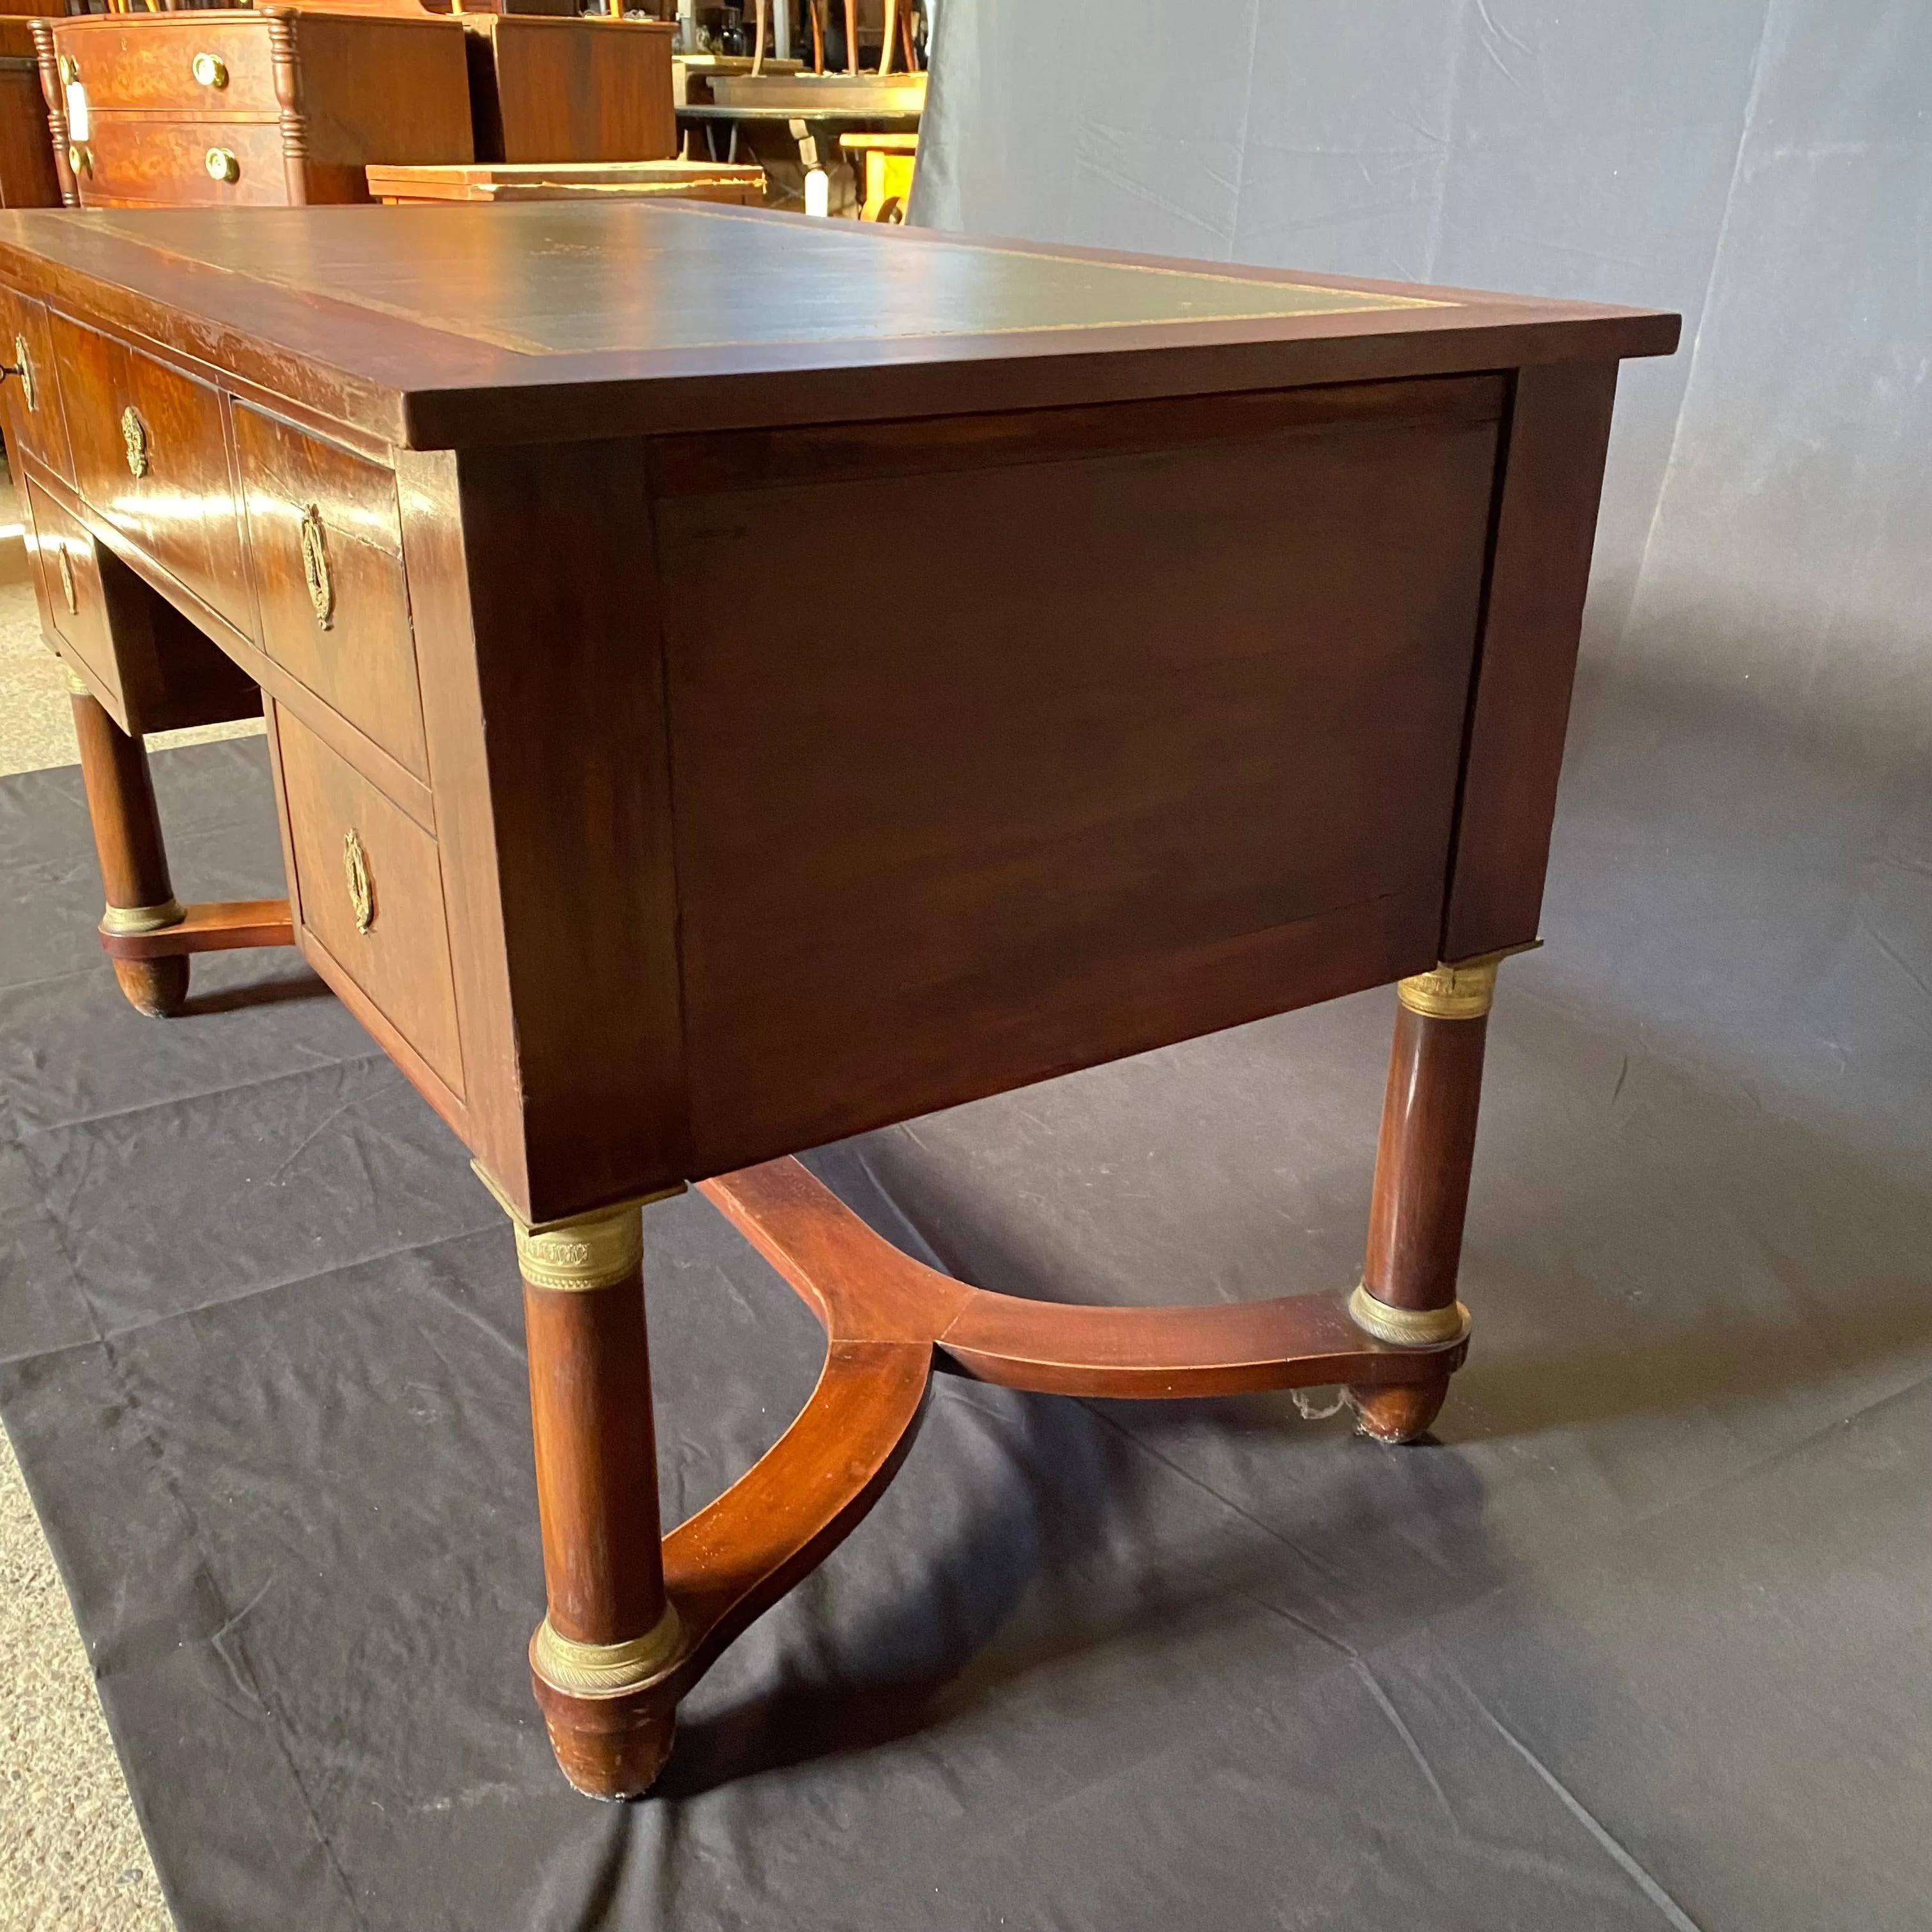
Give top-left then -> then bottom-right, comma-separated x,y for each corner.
0,3 -> 1923,1929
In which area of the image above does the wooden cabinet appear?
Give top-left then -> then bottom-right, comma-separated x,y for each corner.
38,8 -> 471,208
464,15 -> 675,164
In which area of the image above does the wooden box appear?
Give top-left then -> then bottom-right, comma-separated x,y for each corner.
463,15 -> 675,166
38,7 -> 472,209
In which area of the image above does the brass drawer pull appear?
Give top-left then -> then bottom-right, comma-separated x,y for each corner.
191,51 -> 228,88
4,335 -> 33,411
67,142 -> 91,179
204,146 -> 240,185
121,404 -> 148,477
299,504 -> 334,629
56,54 -> 77,88
342,829 -> 374,935
56,545 -> 76,615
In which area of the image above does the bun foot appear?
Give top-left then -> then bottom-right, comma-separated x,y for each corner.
1348,1373 -> 1450,1445
114,955 -> 189,1018
532,1676 -> 677,1800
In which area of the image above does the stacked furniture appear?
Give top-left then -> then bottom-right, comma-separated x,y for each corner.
36,7 -> 473,207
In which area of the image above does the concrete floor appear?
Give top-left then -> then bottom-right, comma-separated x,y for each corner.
0,497 -> 259,1931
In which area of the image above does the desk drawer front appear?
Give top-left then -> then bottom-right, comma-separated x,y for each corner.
22,477 -> 118,704
236,405 -> 428,782
0,287 -> 72,483
51,314 -> 249,631
79,118 -> 288,208
276,705 -> 464,1096
56,18 -> 276,118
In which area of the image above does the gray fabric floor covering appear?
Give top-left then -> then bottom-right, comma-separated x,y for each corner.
0,732 -> 1925,1931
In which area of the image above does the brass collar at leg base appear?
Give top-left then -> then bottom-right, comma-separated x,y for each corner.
100,898 -> 186,939
1347,1283 -> 1471,1349
532,1602 -> 684,1699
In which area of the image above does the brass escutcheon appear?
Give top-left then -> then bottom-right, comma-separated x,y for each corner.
56,545 -> 75,615
12,335 -> 33,413
190,50 -> 227,88
67,142 -> 91,179
56,53 -> 77,86
204,145 -> 239,185
342,828 -> 374,935
120,405 -> 148,478
299,505 -> 334,628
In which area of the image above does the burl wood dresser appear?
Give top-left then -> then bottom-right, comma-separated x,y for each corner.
0,202 -> 1676,1799
35,7 -> 471,208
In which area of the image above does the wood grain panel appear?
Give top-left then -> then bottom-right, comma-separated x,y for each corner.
236,401 -> 428,784
1439,360 -> 1620,960
0,63 -> 59,210
465,16 -> 675,166
277,701 -> 464,1096
79,118 -> 293,210
57,16 -> 281,117
659,394 -> 1502,1170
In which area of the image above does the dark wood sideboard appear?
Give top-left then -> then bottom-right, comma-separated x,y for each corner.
0,201 -> 1677,1799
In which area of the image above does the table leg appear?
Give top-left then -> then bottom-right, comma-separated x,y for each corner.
1346,951 -> 1515,1441
69,682 -> 189,1018
512,1193 -> 685,1799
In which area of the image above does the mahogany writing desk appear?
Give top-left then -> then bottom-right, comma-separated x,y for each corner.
0,203 -> 1676,1798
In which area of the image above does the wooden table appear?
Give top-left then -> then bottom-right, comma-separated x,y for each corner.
367,159 -> 766,207
0,201 -> 1676,1801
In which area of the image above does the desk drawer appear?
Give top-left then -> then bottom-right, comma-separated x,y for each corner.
22,477 -> 118,705
236,404 -> 428,783
78,118 -> 288,208
0,286 -> 72,482
276,705 -> 464,1096
58,17 -> 277,118
50,312 -> 249,633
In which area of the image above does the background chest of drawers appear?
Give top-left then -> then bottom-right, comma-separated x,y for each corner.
36,7 -> 473,208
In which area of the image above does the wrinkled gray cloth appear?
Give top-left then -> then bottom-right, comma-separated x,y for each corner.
0,720 -> 1925,1931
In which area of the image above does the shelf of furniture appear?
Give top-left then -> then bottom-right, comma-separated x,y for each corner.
0,199 -> 1676,1798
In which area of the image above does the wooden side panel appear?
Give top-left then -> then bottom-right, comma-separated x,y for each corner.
656,386 -> 1503,1173
1439,360 -> 1618,961
290,11 -> 473,169
406,440 -> 687,1223
0,65 -> 60,210
470,17 -> 675,167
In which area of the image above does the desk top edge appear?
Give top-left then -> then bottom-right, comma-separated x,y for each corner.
0,203 -> 1680,450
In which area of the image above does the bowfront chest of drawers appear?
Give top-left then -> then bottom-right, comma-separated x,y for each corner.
35,7 -> 471,208
0,203 -> 1675,1804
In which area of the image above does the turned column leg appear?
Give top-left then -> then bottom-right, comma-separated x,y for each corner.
502,1185 -> 687,1799
1347,949 -> 1519,1443
68,684 -> 189,1018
